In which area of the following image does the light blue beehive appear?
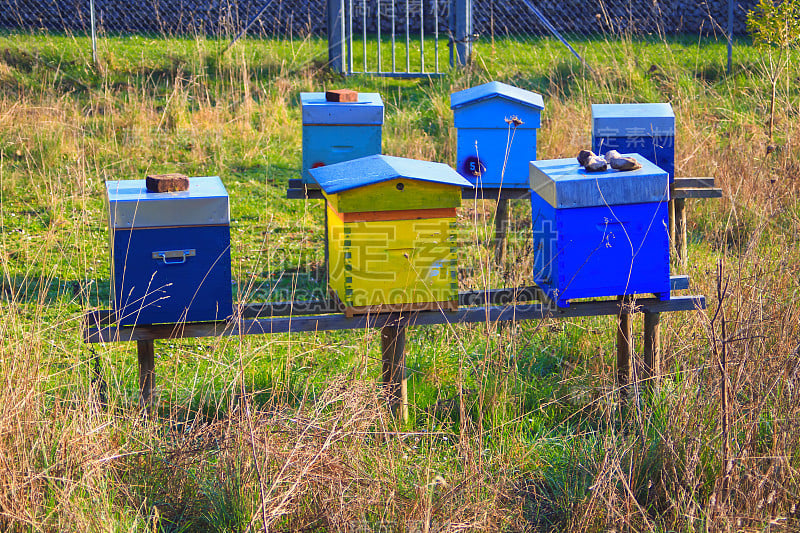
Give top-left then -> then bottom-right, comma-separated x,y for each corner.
592,103 -> 675,182
106,177 -> 233,325
301,92 -> 384,184
451,81 -> 544,188
529,155 -> 670,307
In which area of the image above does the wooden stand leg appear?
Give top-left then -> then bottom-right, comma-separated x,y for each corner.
494,198 -> 509,265
381,323 -> 408,422
137,340 -> 155,410
643,312 -> 661,390
616,304 -> 633,399
674,198 -> 687,268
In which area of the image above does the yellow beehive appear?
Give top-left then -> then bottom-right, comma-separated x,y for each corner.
309,155 -> 473,316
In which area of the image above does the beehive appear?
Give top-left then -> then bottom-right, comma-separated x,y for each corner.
529,155 -> 670,308
451,81 -> 544,188
300,91 -> 384,184
105,176 -> 233,326
309,154 -> 473,316
592,103 -> 675,181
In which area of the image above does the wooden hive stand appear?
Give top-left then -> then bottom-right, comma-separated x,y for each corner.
84,277 -> 704,420
670,177 -> 723,267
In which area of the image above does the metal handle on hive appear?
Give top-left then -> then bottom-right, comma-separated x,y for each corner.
152,249 -> 196,265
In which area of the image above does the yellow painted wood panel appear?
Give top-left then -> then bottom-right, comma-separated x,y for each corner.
326,204 -> 346,301
328,179 -> 462,213
326,214 -> 458,308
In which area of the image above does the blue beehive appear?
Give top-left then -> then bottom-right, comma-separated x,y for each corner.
451,81 -> 544,188
529,155 -> 670,307
301,91 -> 384,184
106,177 -> 233,326
592,103 -> 675,181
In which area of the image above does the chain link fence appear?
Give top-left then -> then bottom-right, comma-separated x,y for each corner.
0,0 -> 325,36
0,0 -> 754,38
0,0 -> 756,77
472,0 -> 755,38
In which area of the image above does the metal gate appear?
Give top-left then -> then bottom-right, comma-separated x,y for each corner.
327,0 -> 471,77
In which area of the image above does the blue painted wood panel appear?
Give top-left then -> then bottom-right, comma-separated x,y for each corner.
456,127 -> 537,188
591,103 -> 675,181
531,191 -> 670,307
592,136 -> 675,182
591,103 -> 674,133
111,225 -> 232,325
301,124 -> 382,184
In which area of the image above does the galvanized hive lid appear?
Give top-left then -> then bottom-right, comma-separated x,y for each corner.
529,154 -> 669,208
106,176 -> 230,228
301,92 -> 384,125
450,81 -> 544,110
309,154 -> 473,194
591,103 -> 675,136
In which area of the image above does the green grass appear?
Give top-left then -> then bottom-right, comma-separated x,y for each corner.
2,29 -> 800,531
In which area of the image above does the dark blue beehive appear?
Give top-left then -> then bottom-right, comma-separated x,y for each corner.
301,92 -> 384,184
451,81 -> 544,188
106,177 -> 233,326
529,155 -> 670,307
592,103 -> 675,181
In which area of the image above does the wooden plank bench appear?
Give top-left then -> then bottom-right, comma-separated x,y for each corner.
83,276 -> 704,420
670,177 -> 723,267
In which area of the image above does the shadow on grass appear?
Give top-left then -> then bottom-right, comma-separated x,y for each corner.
1,275 -> 109,305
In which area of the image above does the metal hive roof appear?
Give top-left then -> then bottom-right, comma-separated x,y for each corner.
309,154 -> 473,194
450,81 -> 544,110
